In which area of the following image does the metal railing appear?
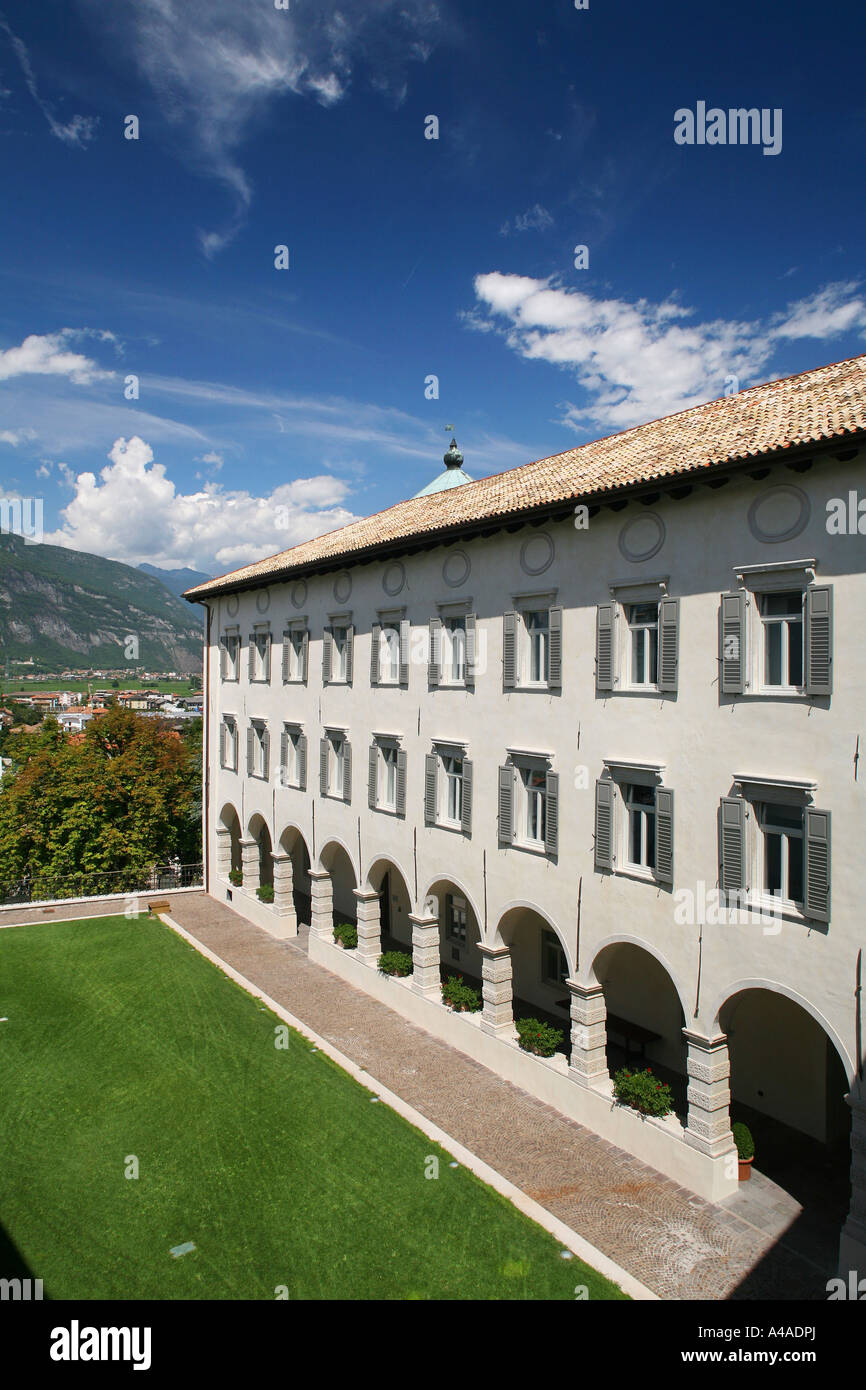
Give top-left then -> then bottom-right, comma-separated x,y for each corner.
0,861 -> 203,906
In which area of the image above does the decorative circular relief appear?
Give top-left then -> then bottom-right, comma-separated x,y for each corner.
382,561 -> 405,597
290,580 -> 308,609
519,531 -> 554,576
225,594 -> 239,617
333,571 -> 352,603
618,512 -> 666,563
255,588 -> 270,614
747,485 -> 810,543
442,548 -> 471,588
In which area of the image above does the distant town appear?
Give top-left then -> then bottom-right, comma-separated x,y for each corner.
0,669 -> 203,738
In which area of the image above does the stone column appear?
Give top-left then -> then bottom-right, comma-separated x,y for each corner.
839,1084 -> 866,1279
215,827 -> 232,879
479,944 -> 514,1037
308,869 -> 333,940
354,887 -> 381,964
567,980 -> 609,1087
683,1029 -> 735,1156
271,852 -> 297,933
240,837 -> 259,892
410,912 -> 440,997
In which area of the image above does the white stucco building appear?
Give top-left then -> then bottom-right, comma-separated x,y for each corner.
186,355 -> 866,1280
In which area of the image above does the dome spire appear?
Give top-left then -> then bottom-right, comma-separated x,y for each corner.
412,424 -> 474,498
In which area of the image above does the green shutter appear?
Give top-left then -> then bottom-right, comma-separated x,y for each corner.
596,604 -> 614,691
396,749 -> 407,816
655,788 -> 674,884
368,744 -> 378,807
594,779 -> 614,870
804,807 -> 831,922
461,758 -> 473,835
548,608 -> 562,689
428,617 -> 442,687
503,611 -> 517,689
498,765 -> 514,843
424,753 -> 437,825
805,586 -> 833,695
342,741 -> 352,803
545,770 -> 559,856
720,592 -> 746,694
658,597 -> 679,693
719,796 -> 747,895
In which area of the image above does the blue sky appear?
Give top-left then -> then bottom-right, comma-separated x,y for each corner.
1,0 -> 864,576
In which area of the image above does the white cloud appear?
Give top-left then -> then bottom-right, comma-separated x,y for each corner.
467,274 -> 866,431
44,435 -> 361,572
0,17 -> 98,146
0,331 -> 114,386
0,427 -> 37,446
500,204 -> 554,236
83,0 -> 442,255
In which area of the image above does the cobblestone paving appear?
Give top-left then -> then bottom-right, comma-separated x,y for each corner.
10,893 -> 836,1300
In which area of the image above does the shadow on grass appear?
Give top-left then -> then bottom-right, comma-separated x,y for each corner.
0,1219 -> 49,1298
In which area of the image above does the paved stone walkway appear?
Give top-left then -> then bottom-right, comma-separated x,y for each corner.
5,893 -> 839,1300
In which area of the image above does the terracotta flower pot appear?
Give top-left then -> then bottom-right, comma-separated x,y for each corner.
738,1156 -> 754,1181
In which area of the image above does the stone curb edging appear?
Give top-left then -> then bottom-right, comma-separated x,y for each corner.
156,910 -> 658,1302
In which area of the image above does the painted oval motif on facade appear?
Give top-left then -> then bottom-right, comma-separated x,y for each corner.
519,531 -> 555,576
442,549 -> 471,588
618,512 -> 666,563
747,484 -> 811,543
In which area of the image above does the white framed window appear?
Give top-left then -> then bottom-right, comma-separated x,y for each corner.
379,743 -> 398,810
541,929 -> 568,987
758,591 -> 804,691
250,628 -> 271,683
758,801 -> 804,906
524,610 -> 549,685
285,628 -> 306,683
332,625 -> 349,682
222,632 -> 240,682
443,617 -> 467,684
627,602 -> 659,687
221,717 -> 238,771
329,734 -> 345,798
282,727 -> 302,788
625,783 -> 656,871
249,720 -> 269,779
441,753 -> 464,826
379,624 -> 400,684
521,765 -> 547,845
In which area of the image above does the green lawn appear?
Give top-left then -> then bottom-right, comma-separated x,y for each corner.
0,915 -> 628,1301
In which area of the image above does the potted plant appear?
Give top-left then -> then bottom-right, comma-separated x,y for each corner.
334,922 -> 358,950
612,1066 -> 674,1117
256,883 -> 275,903
516,1017 -> 564,1057
228,868 -> 243,887
441,974 -> 482,1012
733,1122 -> 754,1180
377,950 -> 413,977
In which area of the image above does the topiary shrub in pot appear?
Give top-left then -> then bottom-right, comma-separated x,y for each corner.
334,922 -> 358,950
733,1121 -> 755,1180
256,883 -> 275,903
441,974 -> 482,1012
516,1018 -> 564,1058
613,1066 -> 674,1117
378,950 -> 413,977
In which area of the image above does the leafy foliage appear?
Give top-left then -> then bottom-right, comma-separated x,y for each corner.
334,922 -> 358,949
0,708 -> 202,894
441,974 -> 482,1012
733,1121 -> 754,1159
516,1017 -> 564,1057
228,869 -> 243,887
256,883 -> 275,903
612,1066 -> 673,1117
378,950 -> 413,977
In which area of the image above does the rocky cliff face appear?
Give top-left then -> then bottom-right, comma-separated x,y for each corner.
0,534 -> 204,673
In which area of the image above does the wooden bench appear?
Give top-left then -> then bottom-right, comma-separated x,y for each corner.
605,1012 -> 662,1062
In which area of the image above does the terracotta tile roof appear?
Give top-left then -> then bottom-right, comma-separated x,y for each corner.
186,353 -> 866,601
